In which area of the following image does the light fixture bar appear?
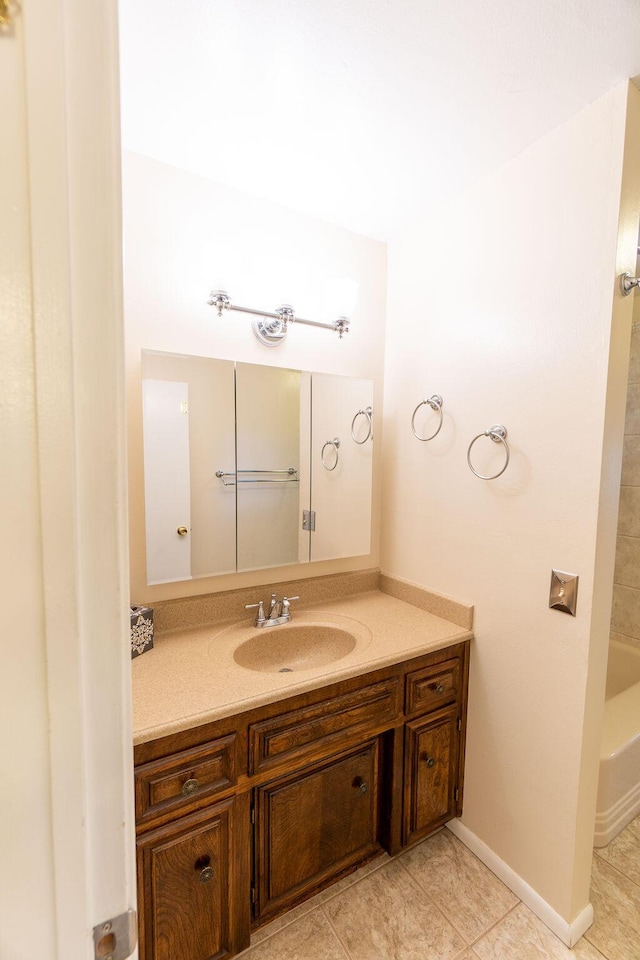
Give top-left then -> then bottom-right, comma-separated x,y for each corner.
207,290 -> 350,343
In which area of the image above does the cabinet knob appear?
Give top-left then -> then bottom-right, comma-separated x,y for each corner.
177,525 -> 189,537
353,776 -> 368,794
422,755 -> 436,768
434,683 -> 445,695
198,866 -> 215,883
182,778 -> 200,797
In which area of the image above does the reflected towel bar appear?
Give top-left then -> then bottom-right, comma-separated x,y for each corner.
215,468 -> 299,487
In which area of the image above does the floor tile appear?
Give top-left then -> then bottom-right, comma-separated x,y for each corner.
322,857 -> 467,960
315,851 -> 392,903
586,855 -> 640,960
239,908 -> 348,960
473,903 -> 606,960
594,816 -> 640,886
249,896 -> 318,947
400,828 -> 518,942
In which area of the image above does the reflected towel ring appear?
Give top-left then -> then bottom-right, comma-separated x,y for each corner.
467,425 -> 510,480
351,406 -> 373,444
321,437 -> 341,471
411,394 -> 444,441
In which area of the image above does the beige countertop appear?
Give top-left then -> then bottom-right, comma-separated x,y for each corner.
131,589 -> 473,745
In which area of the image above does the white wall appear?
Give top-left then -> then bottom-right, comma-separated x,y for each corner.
382,82 -> 640,930
123,150 -> 387,602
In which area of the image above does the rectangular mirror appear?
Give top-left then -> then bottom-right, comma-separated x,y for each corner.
235,362 -> 311,572
141,350 -> 372,585
311,373 -> 373,562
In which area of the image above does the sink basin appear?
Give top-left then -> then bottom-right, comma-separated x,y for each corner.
233,623 -> 359,673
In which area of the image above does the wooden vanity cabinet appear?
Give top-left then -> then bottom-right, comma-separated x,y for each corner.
136,795 -> 249,960
254,738 -> 383,921
133,639 -> 469,960
403,705 -> 461,846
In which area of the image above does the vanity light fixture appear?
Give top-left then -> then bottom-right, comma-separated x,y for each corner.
207,283 -> 357,346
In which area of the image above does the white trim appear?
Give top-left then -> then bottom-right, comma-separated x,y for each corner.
446,820 -> 594,948
20,0 -> 137,956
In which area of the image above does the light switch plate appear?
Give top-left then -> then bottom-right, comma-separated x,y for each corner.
549,569 -> 579,616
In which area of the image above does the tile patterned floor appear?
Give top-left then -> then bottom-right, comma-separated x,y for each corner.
238,816 -> 640,960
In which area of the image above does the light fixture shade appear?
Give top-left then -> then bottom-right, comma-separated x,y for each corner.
324,277 -> 359,318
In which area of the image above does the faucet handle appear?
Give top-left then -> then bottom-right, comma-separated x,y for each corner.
281,596 -> 299,614
245,600 -> 266,622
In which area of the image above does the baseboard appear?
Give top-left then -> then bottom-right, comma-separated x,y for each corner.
446,820 -> 594,948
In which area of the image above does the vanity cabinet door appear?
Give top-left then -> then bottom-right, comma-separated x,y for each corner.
403,705 -> 460,847
254,740 -> 381,922
137,796 -> 250,960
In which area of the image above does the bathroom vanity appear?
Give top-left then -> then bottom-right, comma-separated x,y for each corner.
131,587 -> 472,960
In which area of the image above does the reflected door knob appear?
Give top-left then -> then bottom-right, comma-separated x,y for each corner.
177,526 -> 189,537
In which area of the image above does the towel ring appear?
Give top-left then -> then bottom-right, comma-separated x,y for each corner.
321,437 -> 341,471
411,394 -> 444,441
467,425 -> 510,480
351,406 -> 373,444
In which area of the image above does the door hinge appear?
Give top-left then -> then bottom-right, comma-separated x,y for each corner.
0,0 -> 16,27
251,885 -> 256,905
251,805 -> 255,825
93,909 -> 137,960
454,786 -> 459,802
302,509 -> 316,532
457,716 -> 462,733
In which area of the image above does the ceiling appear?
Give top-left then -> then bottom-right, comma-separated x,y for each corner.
118,0 -> 640,241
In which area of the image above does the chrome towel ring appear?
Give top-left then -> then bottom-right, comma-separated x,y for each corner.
411,394 -> 444,441
467,425 -> 510,480
321,437 -> 341,471
351,406 -> 373,443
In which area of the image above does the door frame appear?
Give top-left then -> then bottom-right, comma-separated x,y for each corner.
20,0 -> 137,955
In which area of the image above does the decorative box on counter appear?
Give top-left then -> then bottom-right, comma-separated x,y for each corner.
130,605 -> 154,659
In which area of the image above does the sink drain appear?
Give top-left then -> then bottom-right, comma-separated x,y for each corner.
278,667 -> 293,673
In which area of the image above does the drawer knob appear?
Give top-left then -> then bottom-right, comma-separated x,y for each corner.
195,854 -> 213,883
182,778 -> 200,797
434,683 -> 445,695
353,776 -> 369,795
422,755 -> 436,768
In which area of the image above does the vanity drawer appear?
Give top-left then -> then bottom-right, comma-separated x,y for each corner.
248,678 -> 401,775
405,658 -> 462,717
135,733 -> 237,825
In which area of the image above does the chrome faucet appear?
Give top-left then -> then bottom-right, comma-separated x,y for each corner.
245,592 -> 300,628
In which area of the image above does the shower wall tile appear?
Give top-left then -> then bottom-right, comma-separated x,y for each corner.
613,536 -> 640,590
611,584 -> 640,642
627,326 -> 640,384
621,436 -> 640,487
626,382 -> 640,435
617,486 -> 640,539
611,329 -> 640,651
